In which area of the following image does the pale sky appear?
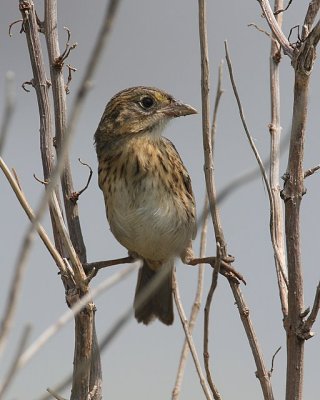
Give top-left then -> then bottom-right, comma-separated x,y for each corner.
1,1 -> 320,399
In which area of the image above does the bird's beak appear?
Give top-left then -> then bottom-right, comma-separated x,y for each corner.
161,100 -> 197,118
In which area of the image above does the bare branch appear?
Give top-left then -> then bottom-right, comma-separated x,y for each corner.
225,41 -> 275,400
273,0 -> 293,15
300,281 -> 320,339
304,164 -> 320,178
269,0 -> 288,318
0,158 -> 66,272
248,23 -> 275,41
19,0 -> 66,256
256,0 -> 294,57
44,0 -> 87,263
203,245 -> 221,400
172,61 -> 224,400
8,19 -> 24,36
280,12 -> 320,399
224,40 -> 288,289
269,346 -> 281,376
198,0 -> 227,255
172,204 -> 206,400
229,282 -> 274,399
172,271 -> 213,400
68,159 -> 93,203
0,158 -> 66,358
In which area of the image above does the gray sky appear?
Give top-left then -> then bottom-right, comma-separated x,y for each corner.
1,1 -> 320,399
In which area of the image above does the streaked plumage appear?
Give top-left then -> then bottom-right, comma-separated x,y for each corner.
95,87 -> 197,325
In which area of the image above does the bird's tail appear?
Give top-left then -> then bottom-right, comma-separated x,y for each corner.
134,259 -> 174,325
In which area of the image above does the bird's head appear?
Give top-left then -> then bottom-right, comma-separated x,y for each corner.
94,86 -> 197,146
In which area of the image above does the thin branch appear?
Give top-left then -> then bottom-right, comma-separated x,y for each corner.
203,246 -> 221,400
68,159 -> 93,203
172,271 -> 213,400
83,257 -> 134,275
224,41 -> 275,400
0,158 -> 66,359
302,0 -> 320,40
304,164 -> 320,178
0,158 -> 66,273
19,0 -> 66,256
224,41 -> 288,289
248,23 -> 275,41
256,0 -> 294,58
299,281 -> 320,339
269,0 -> 288,318
0,71 -> 15,155
198,0 -> 227,254
229,282 -> 274,399
269,346 -> 281,376
172,204 -> 207,400
44,0 -> 87,263
172,62 -> 224,400
273,0 -> 293,15
0,325 -> 31,399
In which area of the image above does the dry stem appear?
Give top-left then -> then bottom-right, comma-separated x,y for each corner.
269,0 -> 288,318
172,271 -> 213,400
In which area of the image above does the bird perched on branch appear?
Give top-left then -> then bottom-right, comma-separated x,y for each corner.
94,86 -> 197,325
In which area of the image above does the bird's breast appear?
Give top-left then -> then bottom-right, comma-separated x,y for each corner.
98,137 -> 195,261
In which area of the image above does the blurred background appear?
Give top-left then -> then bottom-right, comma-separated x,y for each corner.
1,1 -> 320,399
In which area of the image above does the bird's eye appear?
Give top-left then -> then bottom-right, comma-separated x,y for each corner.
139,96 -> 155,110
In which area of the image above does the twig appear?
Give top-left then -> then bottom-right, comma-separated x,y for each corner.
44,0 -> 87,263
224,42 -> 275,400
0,158 -> 66,273
269,346 -> 281,376
257,0 -> 294,58
198,0 -> 227,255
248,23 -> 275,41
302,281 -> 320,338
172,62 -> 224,400
172,203 -> 207,400
0,158 -> 65,360
68,159 -> 93,203
224,40 -> 288,289
19,0 -> 65,257
229,282 -> 274,399
269,0 -> 288,318
83,257 -> 135,274
273,0 -> 293,15
46,388 -> 67,400
0,325 -> 31,399
8,19 -> 24,36
203,245 -> 221,399
172,271 -> 213,400
304,164 -> 320,178
0,71 -> 15,155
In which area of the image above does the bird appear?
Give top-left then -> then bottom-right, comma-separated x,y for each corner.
94,86 -> 197,325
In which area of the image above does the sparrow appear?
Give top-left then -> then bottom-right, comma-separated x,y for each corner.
94,86 -> 197,325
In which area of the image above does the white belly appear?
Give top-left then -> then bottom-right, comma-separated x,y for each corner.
106,184 -> 192,262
